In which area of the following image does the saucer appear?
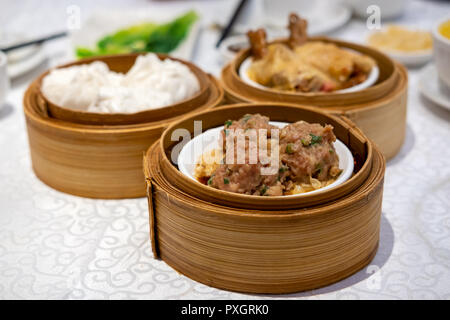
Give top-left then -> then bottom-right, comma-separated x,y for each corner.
419,63 -> 450,111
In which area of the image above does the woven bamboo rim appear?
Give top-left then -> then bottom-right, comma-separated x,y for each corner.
143,103 -> 386,294
23,60 -> 224,199
35,53 -> 211,125
221,38 -> 408,160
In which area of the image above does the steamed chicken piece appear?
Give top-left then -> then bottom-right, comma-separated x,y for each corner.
245,13 -> 376,92
279,121 -> 341,184
294,42 -> 376,84
247,44 -> 337,92
288,13 -> 308,48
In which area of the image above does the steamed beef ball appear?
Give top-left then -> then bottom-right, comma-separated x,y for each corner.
210,163 -> 283,196
220,113 -> 277,150
280,121 -> 340,183
211,114 -> 282,196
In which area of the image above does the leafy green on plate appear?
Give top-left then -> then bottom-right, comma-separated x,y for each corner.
75,10 -> 198,59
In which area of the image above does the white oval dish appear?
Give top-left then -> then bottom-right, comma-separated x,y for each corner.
239,56 -> 379,94
177,121 -> 354,197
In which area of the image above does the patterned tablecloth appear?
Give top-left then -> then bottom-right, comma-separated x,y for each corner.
0,0 -> 449,299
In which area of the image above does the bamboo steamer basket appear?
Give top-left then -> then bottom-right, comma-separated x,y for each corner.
23,54 -> 224,199
221,37 -> 408,160
35,53 -> 212,125
143,103 -> 386,294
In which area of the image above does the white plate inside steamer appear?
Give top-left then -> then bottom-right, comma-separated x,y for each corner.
239,55 -> 379,94
177,121 -> 354,197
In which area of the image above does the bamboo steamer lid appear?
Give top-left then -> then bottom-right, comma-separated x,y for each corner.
221,37 -> 408,160
23,54 -> 224,199
143,103 -> 386,294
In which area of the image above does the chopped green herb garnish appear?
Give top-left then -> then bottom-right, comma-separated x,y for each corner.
224,178 -> 230,184
301,139 -> 310,147
315,163 -> 323,175
242,114 -> 252,123
279,166 -> 288,173
224,120 -> 233,128
261,185 -> 268,195
329,149 -> 334,153
207,176 -> 213,185
310,134 -> 322,146
286,143 -> 294,154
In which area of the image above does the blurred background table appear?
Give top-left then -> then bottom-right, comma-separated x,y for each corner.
0,0 -> 449,299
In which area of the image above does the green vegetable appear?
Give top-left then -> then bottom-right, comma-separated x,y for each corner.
301,139 -> 309,147
75,11 -> 198,58
207,176 -> 213,185
315,163 -> 323,175
329,149 -> 334,153
286,143 -> 294,154
224,120 -> 233,128
224,178 -> 230,184
309,134 -> 322,146
260,185 -> 268,195
278,166 -> 288,173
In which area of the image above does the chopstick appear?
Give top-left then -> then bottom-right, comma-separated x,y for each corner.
0,31 -> 68,53
215,0 -> 248,48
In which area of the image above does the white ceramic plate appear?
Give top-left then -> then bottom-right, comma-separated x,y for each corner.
419,63 -> 450,111
239,56 -> 379,94
7,47 -> 46,79
177,121 -> 354,197
70,9 -> 201,60
0,33 -> 46,79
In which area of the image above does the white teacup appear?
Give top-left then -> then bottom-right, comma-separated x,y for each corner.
0,51 -> 9,108
433,17 -> 450,90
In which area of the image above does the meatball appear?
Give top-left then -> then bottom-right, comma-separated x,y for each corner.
202,115 -> 341,197
279,121 -> 340,183
210,114 -> 283,196
210,162 -> 282,196
220,113 -> 277,150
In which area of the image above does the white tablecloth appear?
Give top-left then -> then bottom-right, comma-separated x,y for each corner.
0,0 -> 449,300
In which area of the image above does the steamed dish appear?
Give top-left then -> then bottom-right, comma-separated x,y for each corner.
76,11 -> 198,58
246,14 -> 376,93
368,25 -> 432,53
194,114 -> 342,196
41,53 -> 200,113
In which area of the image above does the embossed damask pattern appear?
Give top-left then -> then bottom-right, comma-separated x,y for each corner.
0,0 -> 449,299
